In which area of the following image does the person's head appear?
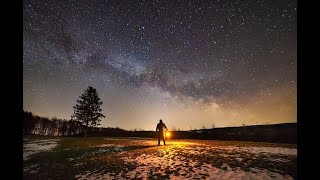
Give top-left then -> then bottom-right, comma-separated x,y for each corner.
160,119 -> 162,123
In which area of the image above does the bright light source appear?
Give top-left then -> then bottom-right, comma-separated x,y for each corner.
165,131 -> 171,138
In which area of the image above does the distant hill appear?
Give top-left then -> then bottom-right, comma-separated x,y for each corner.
187,123 -> 297,144
127,123 -> 297,144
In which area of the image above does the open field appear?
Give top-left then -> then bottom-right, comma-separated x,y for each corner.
23,136 -> 297,179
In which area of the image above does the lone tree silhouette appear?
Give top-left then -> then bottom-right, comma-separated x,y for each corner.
71,86 -> 105,137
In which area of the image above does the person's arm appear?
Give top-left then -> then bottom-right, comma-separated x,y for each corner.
164,124 -> 168,131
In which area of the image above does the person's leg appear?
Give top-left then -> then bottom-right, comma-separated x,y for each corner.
163,136 -> 166,145
158,135 -> 160,146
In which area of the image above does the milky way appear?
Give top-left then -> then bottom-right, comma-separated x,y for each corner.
23,0 -> 296,130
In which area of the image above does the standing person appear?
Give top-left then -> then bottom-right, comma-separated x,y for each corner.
156,119 -> 168,146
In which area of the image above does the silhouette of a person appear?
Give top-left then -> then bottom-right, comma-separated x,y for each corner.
156,119 -> 168,146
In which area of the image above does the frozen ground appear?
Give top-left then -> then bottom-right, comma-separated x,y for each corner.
23,139 -> 60,160
23,137 -> 297,179
75,139 -> 296,180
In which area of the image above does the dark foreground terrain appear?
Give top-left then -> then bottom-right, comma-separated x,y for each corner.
23,137 -> 296,179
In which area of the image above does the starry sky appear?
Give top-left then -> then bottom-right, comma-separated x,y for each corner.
23,0 -> 297,130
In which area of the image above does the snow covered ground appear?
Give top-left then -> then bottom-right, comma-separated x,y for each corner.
215,145 -> 297,156
23,139 -> 60,161
75,139 -> 297,180
22,138 -> 296,179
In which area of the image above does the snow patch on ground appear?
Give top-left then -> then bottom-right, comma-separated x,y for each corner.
77,146 -> 125,159
75,162 -> 293,180
73,162 -> 84,167
75,171 -> 122,180
23,139 -> 60,160
24,164 -> 40,174
75,141 -> 296,179
91,144 -> 124,148
123,155 -> 293,179
217,146 -> 297,156
67,158 -> 74,161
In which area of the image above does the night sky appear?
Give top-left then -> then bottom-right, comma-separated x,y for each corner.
23,0 -> 297,130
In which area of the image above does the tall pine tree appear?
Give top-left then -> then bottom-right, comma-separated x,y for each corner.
71,86 -> 105,137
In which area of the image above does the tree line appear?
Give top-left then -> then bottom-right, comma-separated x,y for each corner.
23,110 -> 83,136
23,86 -> 107,137
23,110 -> 129,137
23,110 -> 296,143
